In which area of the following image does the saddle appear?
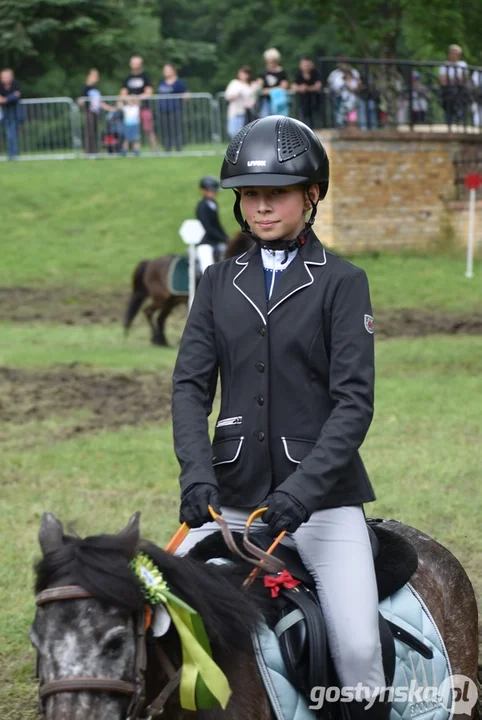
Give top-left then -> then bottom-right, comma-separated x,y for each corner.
190,519 -> 428,709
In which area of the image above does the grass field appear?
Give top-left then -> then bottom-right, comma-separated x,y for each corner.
0,159 -> 480,719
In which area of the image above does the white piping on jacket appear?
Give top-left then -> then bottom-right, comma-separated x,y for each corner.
212,437 -> 244,466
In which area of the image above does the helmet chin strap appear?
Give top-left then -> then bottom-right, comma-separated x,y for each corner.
233,192 -> 317,259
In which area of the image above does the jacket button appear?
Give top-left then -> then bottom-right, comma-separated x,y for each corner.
256,362 -> 265,372
257,396 -> 264,406
260,327 -> 266,337
257,432 -> 265,441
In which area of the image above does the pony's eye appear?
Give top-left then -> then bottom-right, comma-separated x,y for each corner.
102,629 -> 126,657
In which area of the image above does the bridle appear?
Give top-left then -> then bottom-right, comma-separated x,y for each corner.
35,585 -> 181,719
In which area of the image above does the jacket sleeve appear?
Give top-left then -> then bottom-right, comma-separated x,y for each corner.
172,267 -> 219,494
197,202 -> 228,244
278,269 -> 375,514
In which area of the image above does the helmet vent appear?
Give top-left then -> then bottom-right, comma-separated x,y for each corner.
225,120 -> 258,164
277,118 -> 309,162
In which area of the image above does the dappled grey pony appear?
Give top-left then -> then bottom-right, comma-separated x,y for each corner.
30,512 -> 479,720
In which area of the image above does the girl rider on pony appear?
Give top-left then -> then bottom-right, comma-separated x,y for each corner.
172,115 -> 389,720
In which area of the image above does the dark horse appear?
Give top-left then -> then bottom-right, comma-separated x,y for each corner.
123,233 -> 253,346
31,512 -> 479,720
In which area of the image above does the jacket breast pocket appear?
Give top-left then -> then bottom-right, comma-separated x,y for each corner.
281,437 -> 315,465
212,437 -> 244,466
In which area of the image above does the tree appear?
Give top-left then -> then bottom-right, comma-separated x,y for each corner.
276,0 -> 482,63
0,0 -> 161,96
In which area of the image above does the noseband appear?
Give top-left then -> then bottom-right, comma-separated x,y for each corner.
35,585 -> 181,719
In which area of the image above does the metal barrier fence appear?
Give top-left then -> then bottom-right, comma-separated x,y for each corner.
1,65 -> 482,161
0,93 -> 222,161
316,58 -> 482,133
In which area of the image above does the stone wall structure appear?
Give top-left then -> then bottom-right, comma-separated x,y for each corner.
313,130 -> 482,253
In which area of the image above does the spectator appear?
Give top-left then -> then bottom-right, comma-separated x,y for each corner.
358,68 -> 380,130
292,56 -> 322,129
224,66 -> 258,138
0,68 -> 22,160
438,44 -> 469,128
78,69 -> 115,154
195,176 -> 228,273
120,55 -> 158,151
120,96 -> 141,156
157,63 -> 187,152
471,68 -> 482,127
257,48 -> 289,117
410,71 -> 429,125
327,59 -> 360,128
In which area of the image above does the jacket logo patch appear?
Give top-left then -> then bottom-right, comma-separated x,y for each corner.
364,314 -> 374,334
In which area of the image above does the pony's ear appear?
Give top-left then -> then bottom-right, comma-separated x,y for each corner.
39,512 -> 64,555
117,512 -> 141,547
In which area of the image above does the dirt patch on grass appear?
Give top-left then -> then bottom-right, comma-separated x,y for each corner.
0,287 -> 129,325
1,286 -> 482,338
376,309 -> 482,338
0,365 -> 172,442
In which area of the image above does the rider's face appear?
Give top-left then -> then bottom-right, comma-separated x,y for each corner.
239,185 -> 318,241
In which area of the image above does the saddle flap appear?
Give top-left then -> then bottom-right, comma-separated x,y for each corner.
274,585 -> 328,699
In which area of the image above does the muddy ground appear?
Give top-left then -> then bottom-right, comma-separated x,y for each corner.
0,366 -> 172,443
1,286 -> 482,337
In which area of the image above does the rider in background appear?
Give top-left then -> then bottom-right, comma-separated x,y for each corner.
173,116 -> 389,720
195,176 -> 229,273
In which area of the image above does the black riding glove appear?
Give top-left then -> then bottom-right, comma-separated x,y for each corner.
179,483 -> 221,529
261,491 -> 308,536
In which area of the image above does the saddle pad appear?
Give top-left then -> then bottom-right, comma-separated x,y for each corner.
379,583 -> 452,720
252,623 -> 315,720
167,255 -> 189,295
254,583 -> 453,720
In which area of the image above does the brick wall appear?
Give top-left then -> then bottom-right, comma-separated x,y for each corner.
313,130 -> 482,252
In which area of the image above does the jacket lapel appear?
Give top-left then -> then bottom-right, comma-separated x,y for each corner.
267,232 -> 327,316
232,246 -> 267,325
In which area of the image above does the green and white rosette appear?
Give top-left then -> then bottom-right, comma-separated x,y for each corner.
131,552 -> 231,711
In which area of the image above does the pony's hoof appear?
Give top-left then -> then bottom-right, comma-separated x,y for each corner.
151,336 -> 168,347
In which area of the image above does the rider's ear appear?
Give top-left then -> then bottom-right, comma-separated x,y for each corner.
39,512 -> 64,555
304,184 -> 319,209
116,512 -> 141,548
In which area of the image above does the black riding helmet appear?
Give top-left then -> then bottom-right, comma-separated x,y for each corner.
199,175 -> 220,191
220,116 -> 329,250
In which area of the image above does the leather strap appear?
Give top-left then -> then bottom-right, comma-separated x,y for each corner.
36,586 -> 94,605
39,678 -> 135,699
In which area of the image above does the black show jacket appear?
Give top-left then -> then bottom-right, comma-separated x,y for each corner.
172,231 -> 376,515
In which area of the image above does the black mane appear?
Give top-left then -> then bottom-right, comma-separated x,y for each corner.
34,529 -> 273,654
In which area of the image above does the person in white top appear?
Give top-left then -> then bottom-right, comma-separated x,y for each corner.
438,44 -> 469,127
224,66 -> 258,138
471,69 -> 482,127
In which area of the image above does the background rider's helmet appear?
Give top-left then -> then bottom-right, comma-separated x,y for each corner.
220,116 -> 329,199
199,175 -> 220,191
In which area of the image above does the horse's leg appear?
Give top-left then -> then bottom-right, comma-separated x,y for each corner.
153,296 -> 177,347
143,305 -> 157,340
386,522 -> 479,716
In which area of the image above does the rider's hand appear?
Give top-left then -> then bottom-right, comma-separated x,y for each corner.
179,483 -> 221,528
261,491 -> 308,536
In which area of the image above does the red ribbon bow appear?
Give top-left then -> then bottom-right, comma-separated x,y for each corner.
263,569 -> 301,598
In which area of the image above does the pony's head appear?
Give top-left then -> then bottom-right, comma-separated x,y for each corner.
30,512 -> 143,720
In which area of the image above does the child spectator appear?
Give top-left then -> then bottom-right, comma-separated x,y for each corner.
120,97 -> 141,156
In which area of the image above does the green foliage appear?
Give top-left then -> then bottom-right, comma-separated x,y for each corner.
1,0 -> 482,97
282,0 -> 482,62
